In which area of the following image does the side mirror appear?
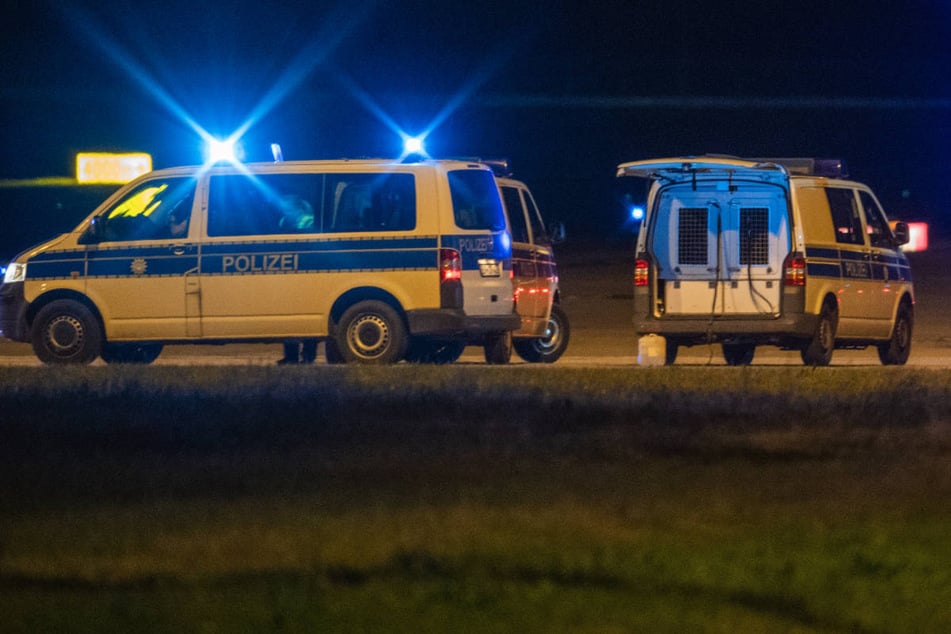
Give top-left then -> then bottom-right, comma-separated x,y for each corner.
78,216 -> 103,245
548,221 -> 566,245
892,221 -> 910,246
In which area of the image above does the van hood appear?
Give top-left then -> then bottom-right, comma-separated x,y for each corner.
9,232 -> 72,264
616,157 -> 789,187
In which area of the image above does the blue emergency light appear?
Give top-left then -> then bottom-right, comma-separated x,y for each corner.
403,136 -> 425,156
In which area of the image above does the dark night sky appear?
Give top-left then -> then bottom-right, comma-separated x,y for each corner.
2,0 -> 950,237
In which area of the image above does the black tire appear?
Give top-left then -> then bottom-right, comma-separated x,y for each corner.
31,299 -> 102,365
405,338 -> 466,364
324,339 -> 345,364
801,301 -> 837,366
513,304 -> 570,363
100,342 -> 163,364
483,331 -> 512,365
333,300 -> 407,364
722,342 -> 756,366
877,302 -> 913,366
665,339 -> 679,365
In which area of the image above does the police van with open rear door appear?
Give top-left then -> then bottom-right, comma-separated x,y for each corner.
0,158 -> 519,364
617,156 -> 913,365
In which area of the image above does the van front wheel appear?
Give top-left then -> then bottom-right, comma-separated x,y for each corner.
31,299 -> 102,365
334,301 -> 407,364
514,304 -> 570,363
877,303 -> 913,365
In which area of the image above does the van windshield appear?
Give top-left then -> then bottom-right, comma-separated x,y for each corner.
448,170 -> 506,231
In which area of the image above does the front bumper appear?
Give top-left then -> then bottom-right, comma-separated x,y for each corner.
0,282 -> 29,342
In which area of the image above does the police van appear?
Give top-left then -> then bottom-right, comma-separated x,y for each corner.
617,156 -> 914,366
492,164 -> 569,363
0,159 -> 519,364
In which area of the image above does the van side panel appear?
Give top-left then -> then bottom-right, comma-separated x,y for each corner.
197,237 -> 438,338
793,184 -> 875,332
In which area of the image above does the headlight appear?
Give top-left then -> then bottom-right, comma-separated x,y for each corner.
3,262 -> 26,284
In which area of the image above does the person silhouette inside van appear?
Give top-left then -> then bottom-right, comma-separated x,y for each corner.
168,208 -> 188,238
278,194 -> 314,231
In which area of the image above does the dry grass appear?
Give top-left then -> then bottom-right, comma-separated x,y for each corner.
1,365 -> 950,632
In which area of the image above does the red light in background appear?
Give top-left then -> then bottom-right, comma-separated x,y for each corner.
904,222 -> 928,252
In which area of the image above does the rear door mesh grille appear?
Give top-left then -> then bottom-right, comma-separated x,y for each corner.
677,207 -> 708,265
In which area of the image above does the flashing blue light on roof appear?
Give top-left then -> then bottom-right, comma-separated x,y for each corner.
403,136 -> 425,156
205,137 -> 241,164
629,205 -> 645,222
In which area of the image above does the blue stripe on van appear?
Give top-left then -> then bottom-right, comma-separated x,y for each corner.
25,236 -> 445,280
803,244 -> 913,283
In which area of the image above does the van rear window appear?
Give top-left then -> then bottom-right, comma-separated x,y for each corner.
448,170 -> 506,231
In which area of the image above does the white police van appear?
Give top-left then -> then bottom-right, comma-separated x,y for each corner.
0,159 -> 519,364
618,156 -> 914,365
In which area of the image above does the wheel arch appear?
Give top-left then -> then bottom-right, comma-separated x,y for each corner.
819,291 -> 839,315
26,289 -> 105,335
329,287 -> 406,328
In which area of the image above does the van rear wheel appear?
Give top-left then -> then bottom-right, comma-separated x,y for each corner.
31,299 -> 102,365
334,300 -> 407,364
801,302 -> 837,366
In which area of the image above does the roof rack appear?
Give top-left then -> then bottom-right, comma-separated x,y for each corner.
752,158 -> 849,178
448,157 -> 513,178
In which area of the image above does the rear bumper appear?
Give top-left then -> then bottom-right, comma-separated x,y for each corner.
406,308 -> 520,339
633,285 -> 818,344
0,282 -> 29,342
635,313 -> 819,344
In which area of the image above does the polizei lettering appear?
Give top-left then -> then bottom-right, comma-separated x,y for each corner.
222,253 -> 299,273
457,236 -> 492,253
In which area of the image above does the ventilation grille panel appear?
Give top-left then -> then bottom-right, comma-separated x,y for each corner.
678,207 -> 708,265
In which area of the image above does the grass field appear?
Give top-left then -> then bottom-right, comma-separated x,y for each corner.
1,365 -> 950,632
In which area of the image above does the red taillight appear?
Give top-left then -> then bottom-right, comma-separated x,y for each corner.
634,258 -> 649,287
440,248 -> 462,282
783,252 -> 806,286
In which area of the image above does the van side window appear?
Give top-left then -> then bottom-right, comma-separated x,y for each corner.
825,188 -> 864,245
97,177 -> 196,242
448,170 -> 506,231
325,173 -> 416,232
859,191 -> 893,248
524,190 -> 548,244
502,186 -> 529,243
207,174 -> 321,237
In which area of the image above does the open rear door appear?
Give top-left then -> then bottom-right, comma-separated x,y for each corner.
620,158 -> 791,317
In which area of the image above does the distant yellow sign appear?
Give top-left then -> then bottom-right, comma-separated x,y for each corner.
76,152 -> 152,184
